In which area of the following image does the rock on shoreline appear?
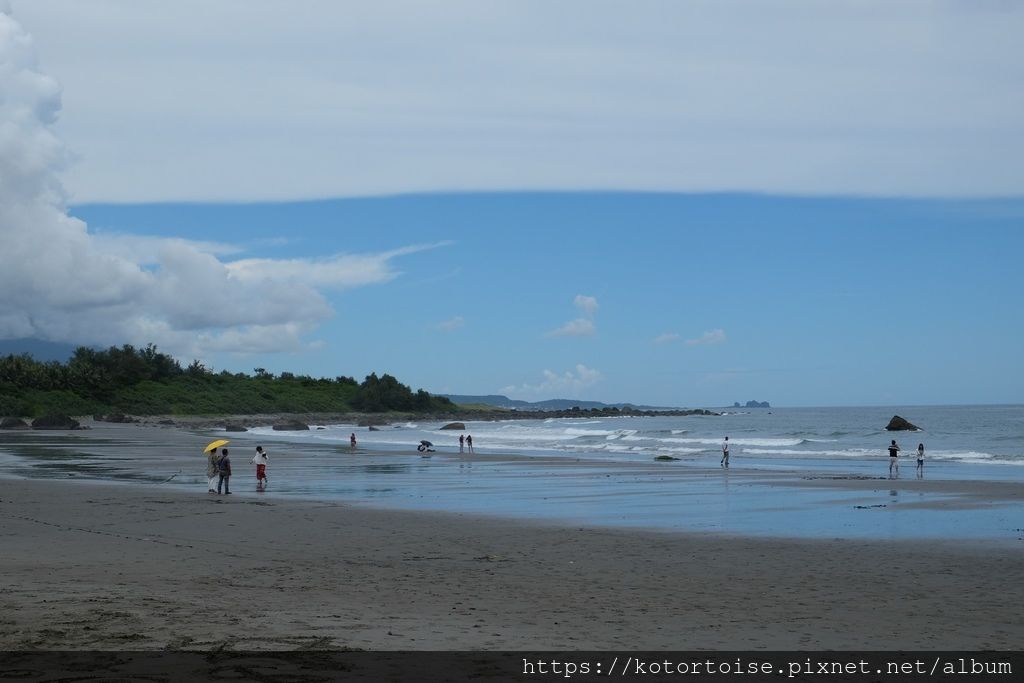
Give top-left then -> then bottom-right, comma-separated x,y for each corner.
885,415 -> 921,431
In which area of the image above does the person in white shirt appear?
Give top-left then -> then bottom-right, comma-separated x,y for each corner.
721,436 -> 730,468
250,445 -> 269,489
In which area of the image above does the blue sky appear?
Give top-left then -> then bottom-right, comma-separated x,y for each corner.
2,2 -> 1023,407
70,194 -> 1024,407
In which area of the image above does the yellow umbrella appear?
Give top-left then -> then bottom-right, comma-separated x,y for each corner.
204,439 -> 229,453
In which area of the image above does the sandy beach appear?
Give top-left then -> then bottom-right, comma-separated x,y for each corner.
2,420 -> 1023,651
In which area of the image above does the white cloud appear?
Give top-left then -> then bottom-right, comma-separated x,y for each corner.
548,294 -> 598,337
227,242 -> 449,290
90,233 -> 243,264
547,318 -> 595,337
686,329 -> 727,346
435,315 -> 464,332
653,332 -> 680,345
502,364 -> 603,399
0,8 -> 441,359
573,294 -> 598,317
10,1 -> 1024,202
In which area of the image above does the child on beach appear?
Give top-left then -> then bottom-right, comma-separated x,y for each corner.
721,436 -> 730,468
916,443 -> 925,477
888,440 -> 901,477
217,448 -> 232,494
250,445 -> 269,489
350,432 -> 357,450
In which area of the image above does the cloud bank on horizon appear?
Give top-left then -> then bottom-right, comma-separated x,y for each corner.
8,0 -> 1024,203
0,8 -> 441,359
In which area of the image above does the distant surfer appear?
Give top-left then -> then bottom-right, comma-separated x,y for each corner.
721,436 -> 730,468
888,439 -> 901,477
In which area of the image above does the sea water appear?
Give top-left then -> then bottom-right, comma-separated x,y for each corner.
1,405 -> 1022,541
248,404 -> 1024,468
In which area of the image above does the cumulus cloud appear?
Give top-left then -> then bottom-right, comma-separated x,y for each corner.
0,8 -> 439,359
548,294 -> 598,337
573,294 -> 598,317
547,318 -> 596,337
502,364 -> 603,399
435,315 -> 464,332
653,332 -> 680,345
686,329 -> 727,346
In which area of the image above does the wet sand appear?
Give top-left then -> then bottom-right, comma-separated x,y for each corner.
1,476 -> 1022,650
1,422 -> 1023,650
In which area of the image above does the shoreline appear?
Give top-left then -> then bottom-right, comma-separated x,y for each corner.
2,476 -> 1022,650
1,420 -> 1022,543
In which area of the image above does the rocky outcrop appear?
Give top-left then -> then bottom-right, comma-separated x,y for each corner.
31,414 -> 81,430
440,422 -> 465,430
94,413 -> 136,423
0,417 -> 30,430
885,415 -> 920,431
273,419 -> 310,431
368,426 -> 381,431
223,423 -> 248,432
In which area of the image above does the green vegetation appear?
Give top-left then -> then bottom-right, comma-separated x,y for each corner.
0,344 -> 453,417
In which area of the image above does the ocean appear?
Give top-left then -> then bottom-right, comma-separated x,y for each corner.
2,404 -> 1022,540
247,404 -> 1024,469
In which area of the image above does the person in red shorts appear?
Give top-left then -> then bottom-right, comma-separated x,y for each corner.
250,445 -> 269,489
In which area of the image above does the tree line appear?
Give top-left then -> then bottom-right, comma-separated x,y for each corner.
0,344 -> 452,417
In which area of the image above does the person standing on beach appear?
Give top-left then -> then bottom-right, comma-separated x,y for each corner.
721,436 -> 730,468
459,434 -> 465,453
206,448 -> 219,493
466,434 -> 474,453
217,448 -> 232,494
916,443 -> 925,478
250,445 -> 269,489
350,432 -> 357,451
888,440 -> 901,477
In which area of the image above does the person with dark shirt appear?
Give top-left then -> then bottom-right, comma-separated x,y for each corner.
888,440 -> 901,477
217,448 -> 232,494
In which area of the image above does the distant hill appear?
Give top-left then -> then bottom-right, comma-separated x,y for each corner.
442,394 -> 675,411
0,338 -> 81,363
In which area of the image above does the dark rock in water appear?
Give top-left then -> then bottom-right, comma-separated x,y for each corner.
32,414 -> 81,430
158,419 -> 176,426
0,417 -> 30,430
885,415 -> 920,431
654,455 -> 681,461
368,426 -> 380,431
273,420 -> 310,431
224,423 -> 247,432
440,422 -> 465,430
316,426 -> 325,430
